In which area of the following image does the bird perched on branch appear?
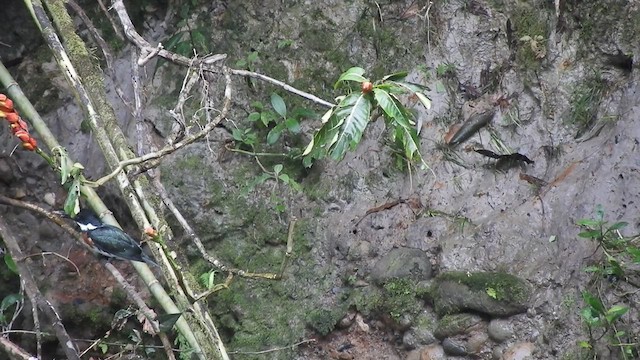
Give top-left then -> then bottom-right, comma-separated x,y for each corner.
71,209 -> 159,267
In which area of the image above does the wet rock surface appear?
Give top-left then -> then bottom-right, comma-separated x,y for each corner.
434,313 -> 485,339
2,0 -> 640,359
488,319 -> 515,343
430,271 -> 531,316
370,247 -> 433,284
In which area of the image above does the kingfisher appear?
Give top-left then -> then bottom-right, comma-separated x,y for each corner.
71,209 -> 159,267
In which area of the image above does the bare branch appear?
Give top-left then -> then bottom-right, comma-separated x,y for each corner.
109,0 -> 334,108
230,69 -> 335,107
0,216 -> 81,360
228,338 -> 316,355
22,251 -> 81,275
67,0 -> 114,69
92,67 -> 233,186
0,336 -> 35,360
98,0 -> 124,40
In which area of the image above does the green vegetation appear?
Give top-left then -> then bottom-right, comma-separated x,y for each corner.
163,1 -> 210,57
510,3 -> 549,71
381,278 -> 422,321
303,67 -> 431,169
576,205 -> 638,280
568,73 -> 610,138
567,0 -> 638,51
435,271 -> 529,304
307,307 -> 347,336
230,93 -> 311,214
576,206 -> 640,359
435,62 -> 457,78
349,278 -> 422,324
0,253 -> 21,328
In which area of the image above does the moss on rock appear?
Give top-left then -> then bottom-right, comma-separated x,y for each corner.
430,271 -> 531,316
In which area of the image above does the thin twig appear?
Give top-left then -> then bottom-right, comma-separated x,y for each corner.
0,195 -> 91,251
92,66 -> 233,186
0,215 -> 81,360
97,0 -> 124,40
224,144 -> 289,157
30,285 -> 43,360
109,0 -> 335,108
22,251 -> 81,276
67,0 -> 113,70
228,338 -> 316,355
229,69 -> 335,108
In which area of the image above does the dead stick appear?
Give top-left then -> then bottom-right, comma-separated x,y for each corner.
0,215 -> 81,360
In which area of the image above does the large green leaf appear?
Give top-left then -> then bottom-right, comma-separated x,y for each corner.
329,93 -> 372,160
393,123 -> 421,161
607,221 -> 628,231
157,313 -> 183,333
382,71 -> 408,82
63,179 -> 81,215
374,89 -> 403,120
270,93 -> 287,118
415,92 -> 432,110
285,118 -> 301,133
387,81 -> 432,110
1,293 -> 21,312
267,124 -> 284,145
582,291 -> 605,315
605,305 -> 628,323
334,67 -> 368,88
4,254 -> 17,275
373,89 -> 412,129
302,108 -> 342,164
390,80 -> 430,93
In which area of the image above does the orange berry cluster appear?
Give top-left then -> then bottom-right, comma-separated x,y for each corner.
0,94 -> 38,151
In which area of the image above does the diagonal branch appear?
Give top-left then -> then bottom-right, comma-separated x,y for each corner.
0,215 -> 80,360
0,196 -> 175,359
109,0 -> 335,108
92,67 -> 232,186
0,337 -> 35,360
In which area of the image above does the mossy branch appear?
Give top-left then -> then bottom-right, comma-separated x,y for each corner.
20,0 -> 216,358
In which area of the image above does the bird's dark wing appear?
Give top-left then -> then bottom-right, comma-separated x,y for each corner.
474,149 -> 502,159
507,153 -> 534,164
88,225 -> 144,261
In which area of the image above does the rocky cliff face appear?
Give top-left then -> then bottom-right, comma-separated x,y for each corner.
1,0 -> 639,359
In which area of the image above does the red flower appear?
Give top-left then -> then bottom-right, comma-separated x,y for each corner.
1,94 -> 38,151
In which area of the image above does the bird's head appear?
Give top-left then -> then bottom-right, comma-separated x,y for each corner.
73,209 -> 103,231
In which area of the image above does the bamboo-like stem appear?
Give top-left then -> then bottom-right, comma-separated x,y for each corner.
19,0 -> 210,358
39,1 -> 229,358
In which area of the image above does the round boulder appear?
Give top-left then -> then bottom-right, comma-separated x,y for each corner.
371,247 -> 432,284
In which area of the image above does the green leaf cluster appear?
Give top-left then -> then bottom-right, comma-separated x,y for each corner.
577,205 -> 639,280
577,205 -> 640,359
235,94 -> 308,148
53,147 -> 85,216
303,67 -> 431,167
581,291 -> 628,328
